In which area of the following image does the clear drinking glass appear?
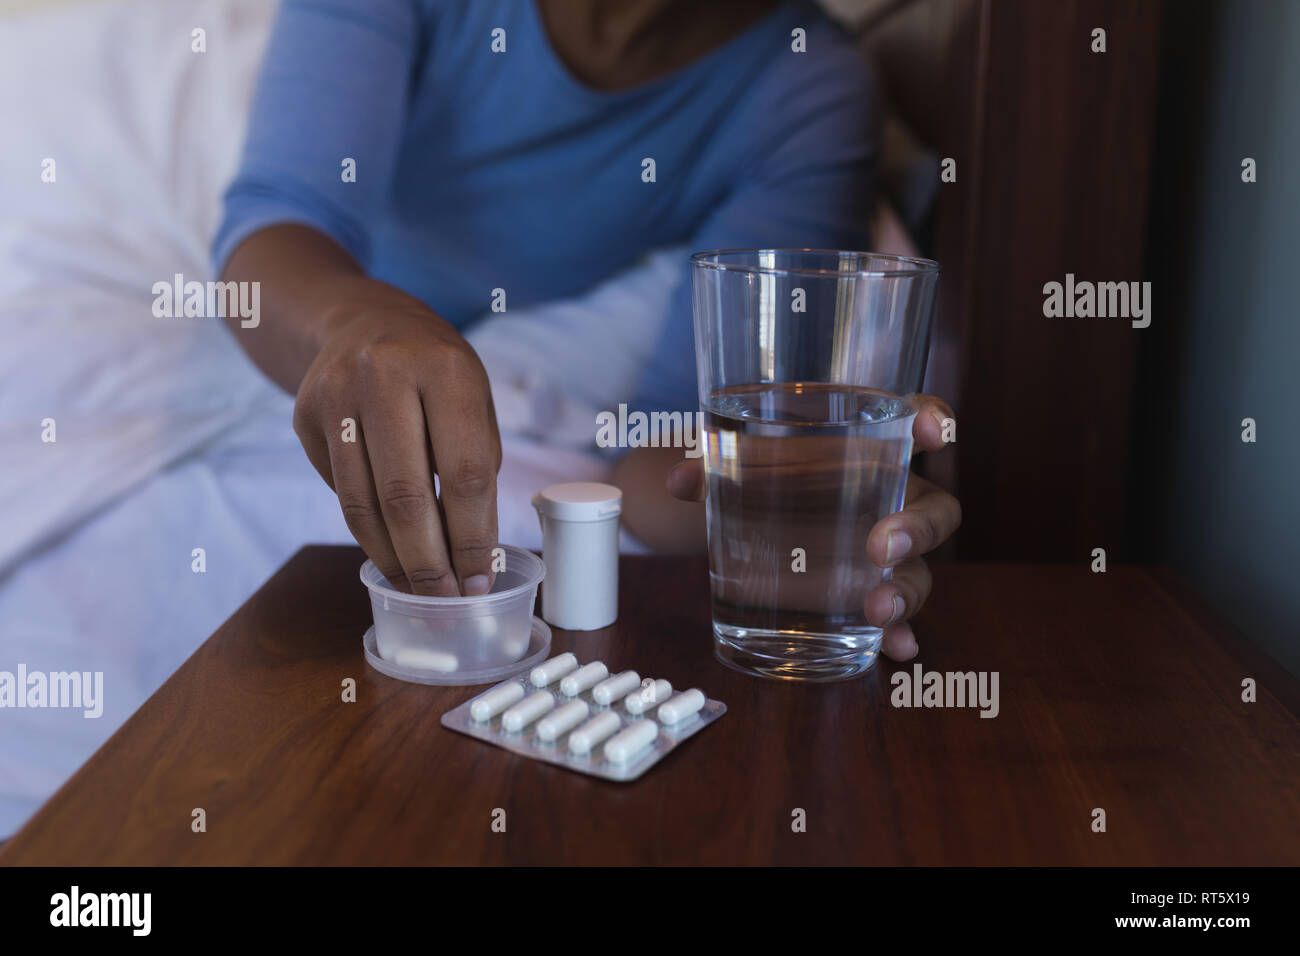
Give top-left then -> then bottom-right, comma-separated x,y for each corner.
691,249 -> 940,681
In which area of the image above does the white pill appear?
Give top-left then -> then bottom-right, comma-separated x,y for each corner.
591,670 -> 640,705
568,711 -> 622,755
560,661 -> 608,697
392,646 -> 459,672
657,688 -> 706,725
530,652 -> 578,687
604,719 -> 659,764
501,691 -> 555,732
469,681 -> 525,722
624,678 -> 673,714
535,700 -> 589,741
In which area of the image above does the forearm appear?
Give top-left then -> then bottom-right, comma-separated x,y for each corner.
612,446 -> 707,553
219,224 -> 427,395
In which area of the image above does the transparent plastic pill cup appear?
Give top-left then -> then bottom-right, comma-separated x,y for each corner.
360,544 -> 551,686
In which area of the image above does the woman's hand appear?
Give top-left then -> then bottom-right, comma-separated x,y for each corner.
293,303 -> 502,597
218,226 -> 501,596
666,394 -> 960,661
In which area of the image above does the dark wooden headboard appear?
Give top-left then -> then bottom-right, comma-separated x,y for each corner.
858,0 -> 1164,561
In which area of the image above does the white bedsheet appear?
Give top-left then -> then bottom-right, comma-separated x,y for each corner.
0,0 -> 672,836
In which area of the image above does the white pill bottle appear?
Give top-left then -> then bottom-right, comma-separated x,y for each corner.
530,482 -> 621,631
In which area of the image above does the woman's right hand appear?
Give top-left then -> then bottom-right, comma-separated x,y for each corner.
292,302 -> 502,597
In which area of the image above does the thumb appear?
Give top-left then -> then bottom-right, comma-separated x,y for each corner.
666,457 -> 706,502
911,394 -> 957,454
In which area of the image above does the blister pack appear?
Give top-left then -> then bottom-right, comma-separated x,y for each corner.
440,653 -> 726,781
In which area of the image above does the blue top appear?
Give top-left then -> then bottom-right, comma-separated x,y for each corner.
213,0 -> 878,413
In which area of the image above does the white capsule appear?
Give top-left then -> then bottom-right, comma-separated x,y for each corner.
604,719 -> 659,764
624,678 -> 672,714
657,688 -> 706,725
501,691 -> 555,732
535,700 -> 589,742
568,711 -> 622,755
591,670 -> 640,705
530,652 -> 578,687
392,646 -> 459,672
560,661 -> 608,697
469,681 -> 525,722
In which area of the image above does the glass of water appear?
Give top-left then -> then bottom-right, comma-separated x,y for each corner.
691,249 -> 940,681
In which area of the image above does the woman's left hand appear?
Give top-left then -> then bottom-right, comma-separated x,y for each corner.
666,393 -> 961,662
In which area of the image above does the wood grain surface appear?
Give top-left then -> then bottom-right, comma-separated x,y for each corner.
2,548 -> 1297,866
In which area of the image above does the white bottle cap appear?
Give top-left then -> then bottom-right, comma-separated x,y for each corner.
531,482 -> 622,523
531,482 -> 621,631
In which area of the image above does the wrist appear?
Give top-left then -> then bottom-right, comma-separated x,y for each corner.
313,276 -> 430,350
